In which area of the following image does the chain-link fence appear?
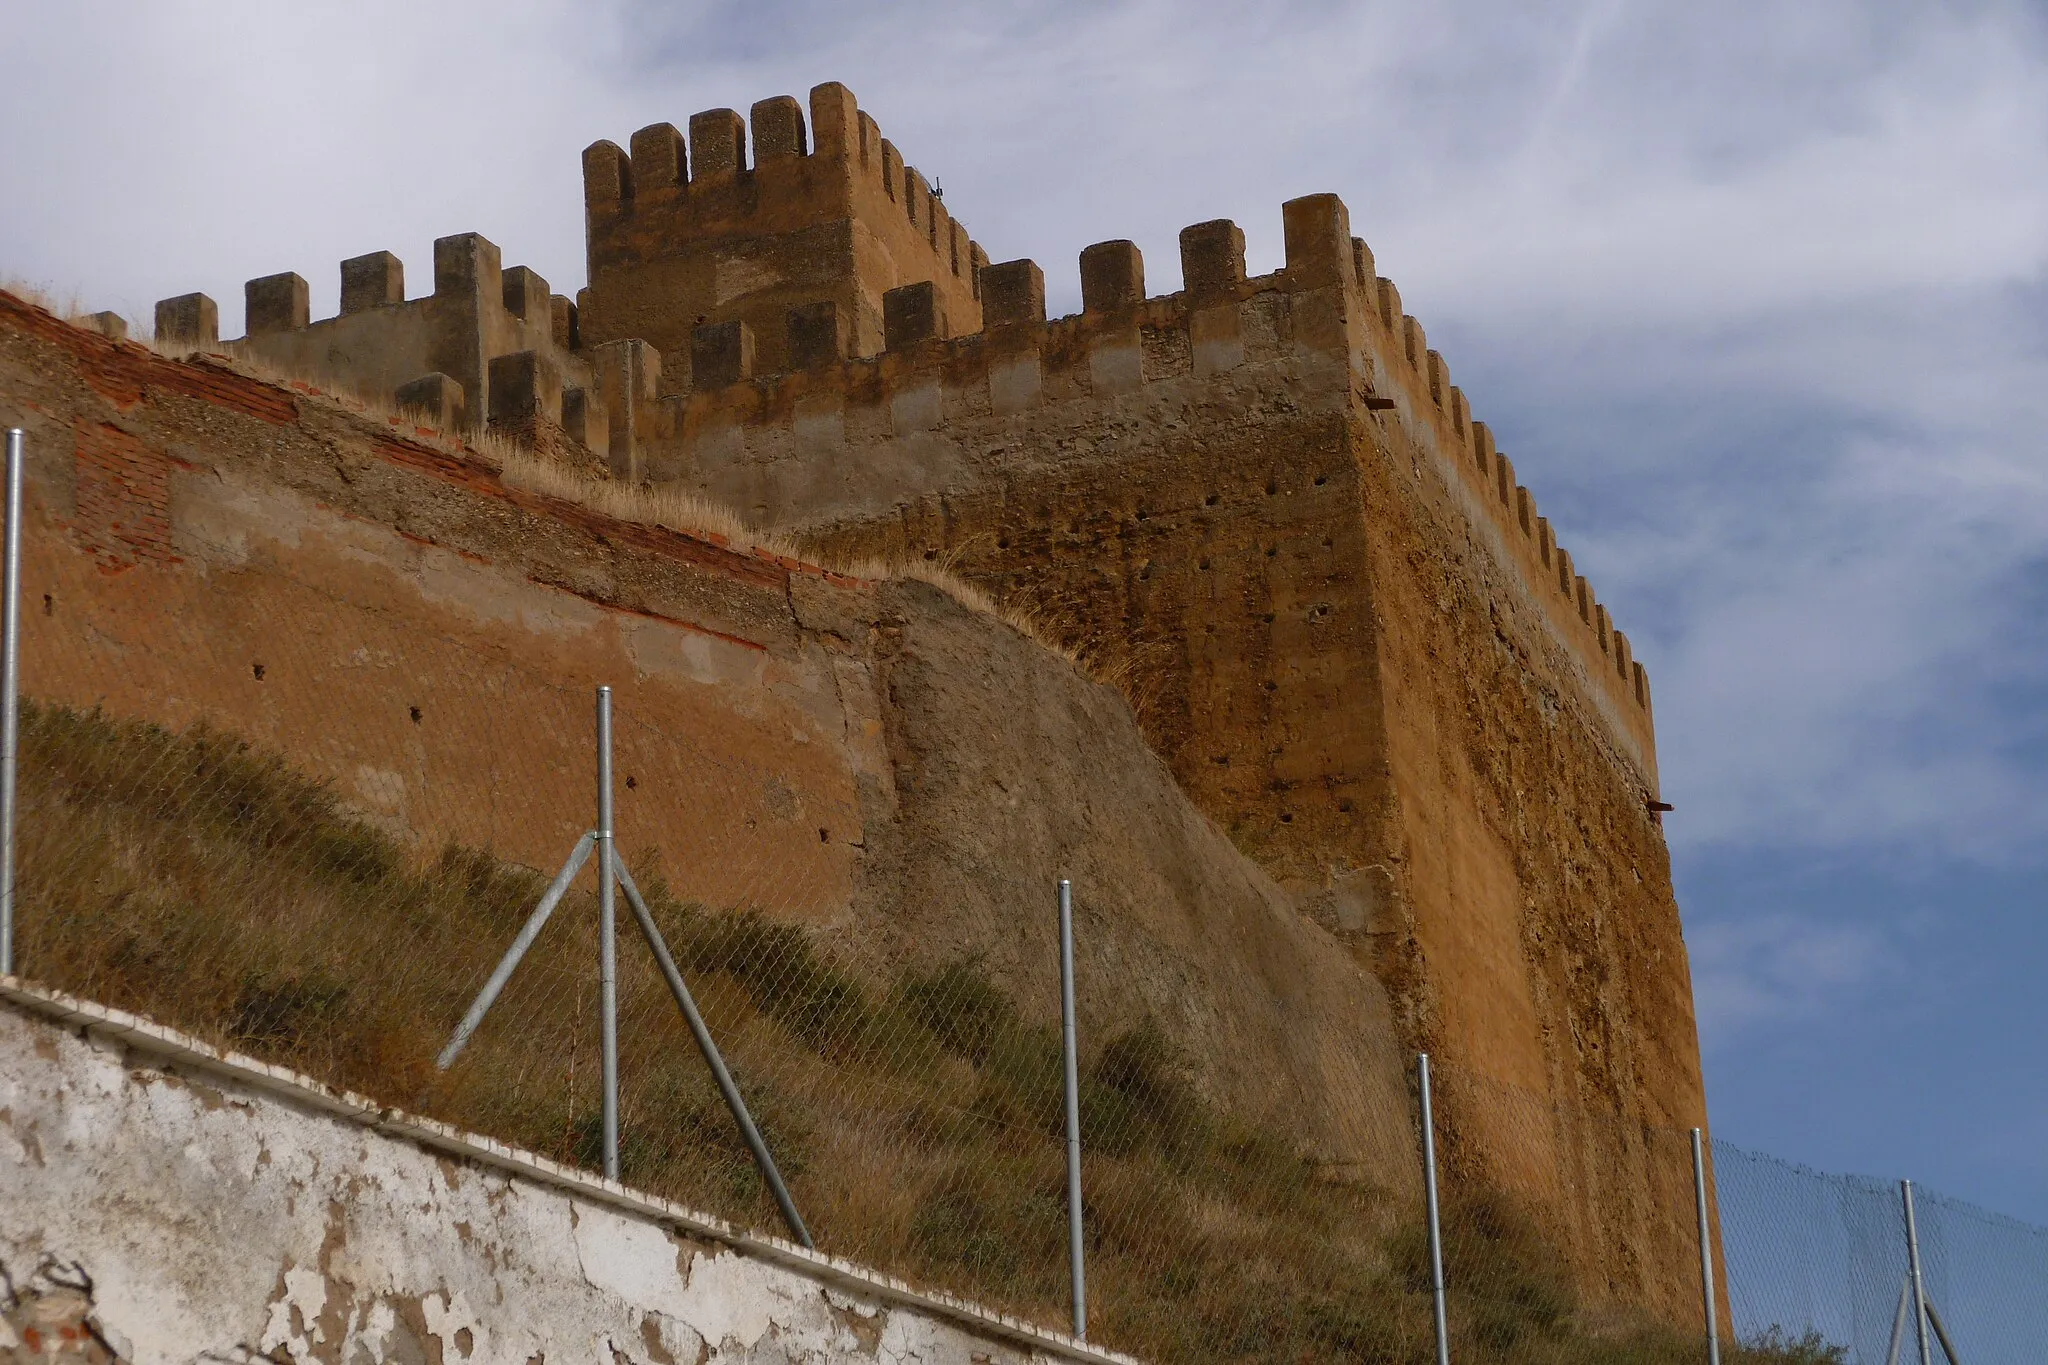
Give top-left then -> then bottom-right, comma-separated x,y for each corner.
1715,1141 -> 2048,1364
3,427 -> 2044,1365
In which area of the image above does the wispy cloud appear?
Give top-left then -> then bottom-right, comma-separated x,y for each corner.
4,0 -> 2046,1201
1688,912 -> 1898,1044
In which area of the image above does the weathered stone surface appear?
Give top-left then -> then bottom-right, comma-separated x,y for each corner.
2,80 -> 1704,1322
0,286 -> 1411,1193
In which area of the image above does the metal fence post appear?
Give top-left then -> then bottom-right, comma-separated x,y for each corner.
1692,1128 -> 1721,1365
1058,877 -> 1086,1339
597,686 -> 619,1181
1419,1052 -> 1451,1365
0,429 -> 22,978
1903,1179 -> 1933,1365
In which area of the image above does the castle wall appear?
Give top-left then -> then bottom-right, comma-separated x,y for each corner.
621,196 -> 1700,1312
158,234 -> 606,465
3,288 -> 864,926
0,287 -> 1412,1189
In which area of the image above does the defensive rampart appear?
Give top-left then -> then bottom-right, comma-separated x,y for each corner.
24,78 -> 1711,1321
619,191 -> 1698,1307
580,83 -> 987,375
0,282 -> 1410,1190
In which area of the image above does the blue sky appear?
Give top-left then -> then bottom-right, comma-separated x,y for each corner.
4,0 -> 2045,1226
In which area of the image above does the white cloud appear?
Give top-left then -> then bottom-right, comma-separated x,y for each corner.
3,0 -> 2045,876
1688,912 -> 1897,1047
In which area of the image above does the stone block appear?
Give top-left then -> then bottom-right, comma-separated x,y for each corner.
1080,241 -> 1145,313
396,372 -> 465,429
82,311 -> 127,341
980,260 -> 1045,328
809,82 -> 858,161
434,233 -> 502,300
691,320 -> 754,389
1281,193 -> 1356,292
629,123 -> 686,195
245,272 -> 309,335
551,295 -> 579,351
502,266 -> 550,326
751,96 -> 807,161
689,108 -> 746,178
787,301 -> 849,369
340,252 -> 404,315
883,281 -> 943,350
488,350 -> 563,427
563,386 -> 609,457
592,338 -> 660,480
1179,221 -> 1246,303
1351,237 -> 1376,286
154,293 -> 219,346
1376,276 -> 1401,330
583,139 -> 630,214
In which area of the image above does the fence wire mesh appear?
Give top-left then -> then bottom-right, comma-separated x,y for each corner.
6,512 -> 2046,1365
1714,1140 -> 2048,1364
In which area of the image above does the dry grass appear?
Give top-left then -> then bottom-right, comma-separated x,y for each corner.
1,276 -> 92,328
492,448 -> 806,558
9,699 -> 1840,1365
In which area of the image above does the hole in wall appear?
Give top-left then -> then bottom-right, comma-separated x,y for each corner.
626,776 -> 638,790
41,594 -> 52,616
251,663 -> 266,681
819,827 -> 830,843
409,706 -> 422,724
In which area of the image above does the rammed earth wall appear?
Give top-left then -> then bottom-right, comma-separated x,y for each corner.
739,197 -> 1704,1312
13,81 -> 1712,1316
0,285 -> 1411,1189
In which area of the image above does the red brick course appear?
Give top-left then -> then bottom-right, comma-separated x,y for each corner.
72,420 -> 183,570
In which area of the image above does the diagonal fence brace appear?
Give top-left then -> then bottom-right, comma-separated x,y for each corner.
437,830 -> 597,1070
612,850 -> 813,1249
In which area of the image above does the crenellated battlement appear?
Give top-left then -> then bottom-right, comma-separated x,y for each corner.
26,88 -> 1704,1307
150,234 -> 620,476
579,83 -> 985,378
606,192 -> 1650,749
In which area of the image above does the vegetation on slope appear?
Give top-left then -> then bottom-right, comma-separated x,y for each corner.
12,700 -> 1837,1364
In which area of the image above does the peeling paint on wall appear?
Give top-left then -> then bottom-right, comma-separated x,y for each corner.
0,981 -> 1129,1365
